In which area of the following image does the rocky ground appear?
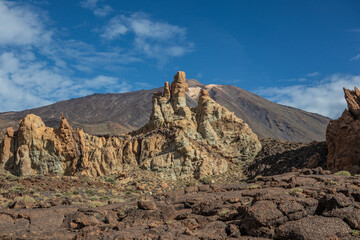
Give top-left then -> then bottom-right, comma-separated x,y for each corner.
246,139 -> 327,178
1,168 -> 360,239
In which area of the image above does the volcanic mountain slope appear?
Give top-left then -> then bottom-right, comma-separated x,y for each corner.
0,79 -> 330,142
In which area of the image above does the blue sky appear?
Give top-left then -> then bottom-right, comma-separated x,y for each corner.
0,0 -> 359,118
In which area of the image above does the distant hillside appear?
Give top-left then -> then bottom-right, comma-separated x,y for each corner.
0,79 -> 330,142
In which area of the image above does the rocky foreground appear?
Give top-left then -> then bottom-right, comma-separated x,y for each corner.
1,168 -> 360,240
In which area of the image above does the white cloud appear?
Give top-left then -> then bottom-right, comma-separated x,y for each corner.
0,1 -> 52,46
256,74 -> 360,118
0,51 -> 131,112
306,72 -> 320,77
101,16 -> 128,40
93,5 -> 112,17
128,13 -> 186,40
101,12 -> 193,63
41,40 -> 140,72
80,0 -> 112,17
350,54 -> 360,61
80,0 -> 99,9
0,1 -> 135,112
0,1 -> 191,112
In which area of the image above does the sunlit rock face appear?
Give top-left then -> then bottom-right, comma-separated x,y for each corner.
326,87 -> 360,173
0,71 -> 261,179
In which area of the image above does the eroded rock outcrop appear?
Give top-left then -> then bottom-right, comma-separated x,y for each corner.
326,87 -> 360,173
0,71 -> 261,179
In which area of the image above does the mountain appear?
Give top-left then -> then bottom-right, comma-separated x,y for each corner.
0,79 -> 330,142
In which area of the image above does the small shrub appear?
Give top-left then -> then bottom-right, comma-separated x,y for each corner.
254,175 -> 262,181
219,209 -> 230,216
249,185 -> 261,189
6,174 -> 19,181
8,185 -> 25,192
85,189 -> 95,195
55,193 -> 62,197
288,187 -> 303,195
105,177 -> 116,185
351,230 -> 360,236
334,171 -> 351,176
89,196 -> 98,201
100,196 -> 110,202
14,196 -> 36,203
97,188 -> 107,194
72,190 -> 80,195
88,201 -> 107,208
199,177 -> 212,185
327,181 -> 337,185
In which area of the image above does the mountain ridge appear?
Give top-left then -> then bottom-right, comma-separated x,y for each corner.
0,79 -> 330,142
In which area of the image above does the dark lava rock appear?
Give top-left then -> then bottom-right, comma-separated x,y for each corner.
275,216 -> 351,240
137,200 -> 157,210
1,172 -> 359,240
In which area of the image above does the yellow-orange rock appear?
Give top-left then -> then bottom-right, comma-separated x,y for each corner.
0,71 -> 261,179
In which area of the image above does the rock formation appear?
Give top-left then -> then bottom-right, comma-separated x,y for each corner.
0,71 -> 261,179
326,87 -> 360,173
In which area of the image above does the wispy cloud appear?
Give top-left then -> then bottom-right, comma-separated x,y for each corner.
306,72 -> 320,77
0,0 -> 132,112
0,1 -> 52,46
80,0 -> 112,17
0,51 -> 131,112
350,54 -> 360,61
0,1 -> 193,112
349,29 -> 360,33
101,16 -> 128,40
256,74 -> 360,118
100,12 -> 194,64
41,40 -> 140,72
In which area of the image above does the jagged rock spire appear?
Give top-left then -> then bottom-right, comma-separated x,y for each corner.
344,87 -> 360,119
170,71 -> 188,109
163,81 -> 171,100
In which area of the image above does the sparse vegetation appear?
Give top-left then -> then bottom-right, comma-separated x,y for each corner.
254,175 -> 262,181
219,209 -> 230,216
14,196 -> 36,203
89,196 -> 99,201
5,174 -> 19,181
351,230 -> 360,236
289,187 -> 303,194
105,177 -> 116,184
327,180 -> 337,185
249,184 -> 261,189
199,177 -> 212,185
85,189 -> 96,195
334,171 -> 351,176
88,200 -> 107,208
8,185 -> 25,192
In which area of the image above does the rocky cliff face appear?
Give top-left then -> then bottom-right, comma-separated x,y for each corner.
0,71 -> 261,179
326,87 -> 360,174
